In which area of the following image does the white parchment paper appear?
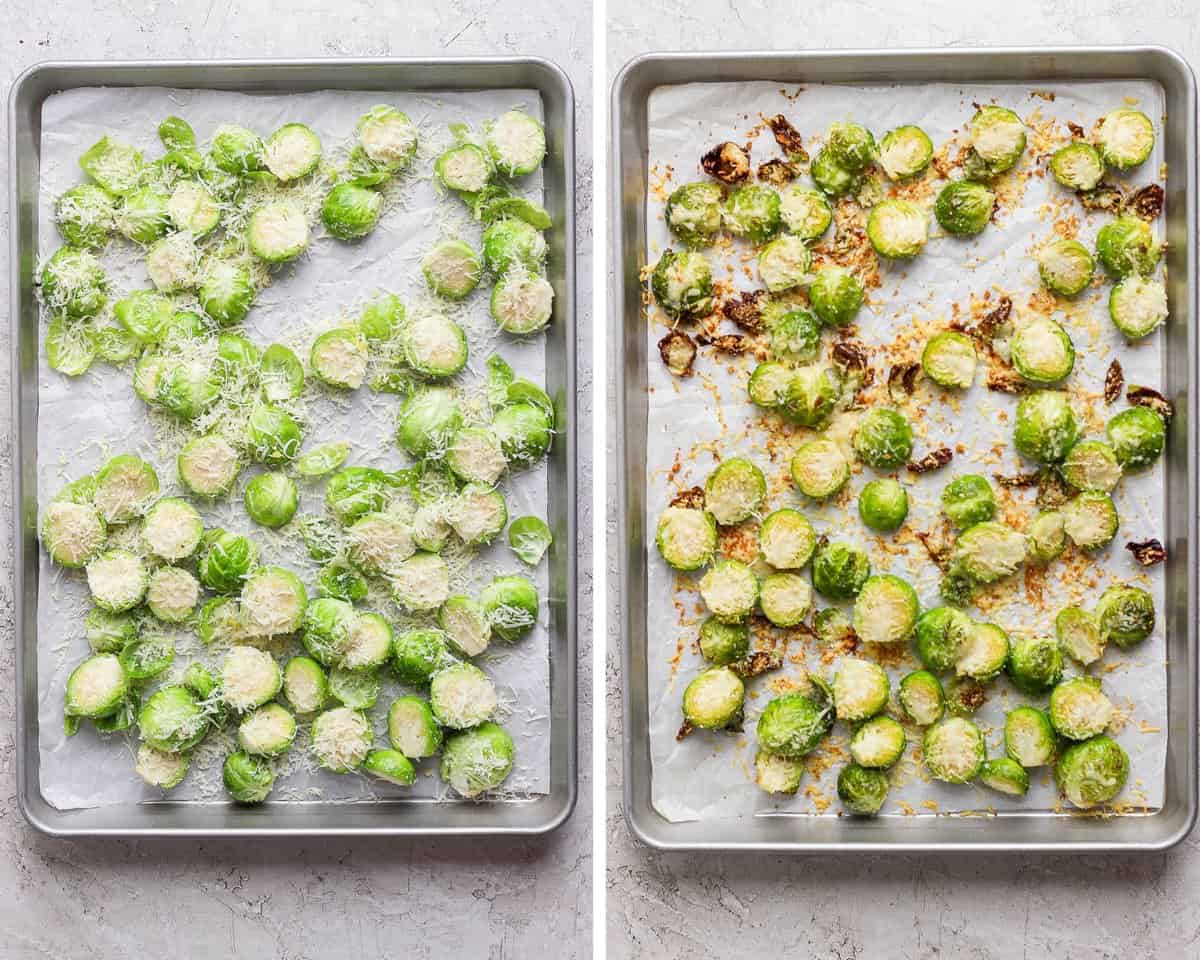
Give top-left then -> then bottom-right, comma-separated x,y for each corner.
37,85 -> 553,809
644,80 -> 1168,823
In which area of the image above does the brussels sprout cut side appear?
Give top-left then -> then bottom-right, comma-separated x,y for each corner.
1050,141 -> 1104,191
878,125 -> 933,180
922,331 -> 976,390
867,199 -> 928,258
1096,109 -> 1154,169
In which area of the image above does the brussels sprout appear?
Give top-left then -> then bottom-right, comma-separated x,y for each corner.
79,135 -> 144,195
756,235 -> 811,293
308,327 -> 367,390
434,143 -> 492,194
853,574 -> 919,645
197,596 -> 244,646
116,186 -> 170,244
1096,215 -> 1161,279
1014,390 -> 1079,464
679,664 -> 750,730
1056,735 -> 1129,809
507,515 -> 553,566
237,702 -> 297,757
958,621 -> 1010,681
934,180 -> 995,236
1010,316 -> 1075,385
384,697 -> 442,760
198,261 -> 255,327
156,360 -> 219,421
85,549 -> 148,613
328,663 -> 383,710
746,361 -> 791,409
807,266 -> 863,328
240,565 -> 307,637
1004,634 -> 1062,697
1036,238 -> 1095,298
1105,275 -> 1169,344
417,240 -> 482,302
1024,509 -> 1066,565
699,458 -> 763,527
166,179 -> 221,236
979,757 -> 1030,796
1096,108 -> 1155,169
144,232 -> 199,293
650,249 -> 713,320
344,512 -> 415,578
243,472 -> 298,528
917,330 -> 976,391
55,184 -> 115,248
923,717 -> 985,783
866,199 -> 927,258
210,124 -> 264,174
837,764 -> 889,815
429,661 -> 498,730
813,607 -> 854,646
899,670 -> 944,726
810,146 -> 857,198
952,520 -> 1026,585
697,560 -> 759,624
1003,707 -> 1056,769
145,566 -> 200,623
295,442 -> 350,480
441,722 -> 515,798
492,401 -> 552,468
317,561 -> 368,604
694,617 -> 748,666
1062,491 -> 1119,552
811,540 -> 870,600
1054,606 -> 1103,667
789,441 -> 848,505
40,499 -> 106,568
300,597 -> 355,667
857,478 -> 908,533
481,219 -> 547,277
660,181 -> 721,245
138,685 -> 210,753
1049,141 -> 1104,191
396,387 -> 463,459
878,125 -> 934,180
1106,406 -> 1165,470
967,105 -> 1026,177
445,484 -> 504,546
243,404 -> 301,465
40,246 -> 108,319
139,497 -> 202,563
221,750 -> 274,804
849,715 -> 906,769
832,657 -> 889,722
479,573 -> 539,642
359,748 -> 415,786
93,325 -> 138,363
764,307 -> 820,366
64,654 -> 128,720
221,645 -> 281,712
1061,440 -> 1122,493
938,475 -> 995,532
358,294 -> 405,343
781,365 -> 840,429
282,656 -> 329,715
350,105 -> 416,175
1095,583 -> 1155,648
825,121 -> 876,171
759,572 -> 813,627
394,317 -> 467,383
853,407 -> 913,470
113,290 -> 170,346
1048,676 -> 1114,742
391,628 -> 454,685
654,505 -> 717,571
246,200 -> 310,264
44,317 -> 97,376
309,706 -> 372,773
756,509 -> 814,570
298,514 -> 342,563
914,606 -> 972,673
756,692 -> 832,758
322,183 -> 382,240
490,271 -> 555,335
85,608 -> 136,654
435,595 -> 490,659
392,551 -> 451,613
755,749 -> 805,795
92,455 -> 158,525
325,466 -> 389,524
135,744 -> 190,790
262,122 -> 322,181
764,189 -> 825,247
723,184 -> 782,243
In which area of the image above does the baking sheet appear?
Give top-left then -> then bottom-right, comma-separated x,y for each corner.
36,85 -> 553,809
643,79 -> 1168,823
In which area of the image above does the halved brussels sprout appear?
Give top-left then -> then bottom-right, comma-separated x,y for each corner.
914,606 -> 973,673
116,186 -> 170,244
812,539 -> 870,600
482,218 -> 547,276
345,512 -> 415,578
1055,606 -> 1104,666
1037,238 -> 1095,297
140,498 -> 202,567
392,628 -> 454,685
93,324 -> 139,363
696,617 -> 748,666
979,757 -> 1030,796
397,387 -> 463,459
114,289 -> 172,345
355,106 -> 417,174
655,505 -> 717,571
866,199 -> 927,258
198,596 -> 244,646
362,748 -> 416,786
703,458 -> 765,526
359,294 -> 405,342
756,692 -> 831,758
325,466 -> 389,524
437,595 -> 491,658
434,143 -> 492,194
808,266 -> 863,328
392,551 -> 451,613
759,572 -> 812,627
40,246 -> 108,319
1014,390 -> 1079,463
85,608 -> 136,653
921,331 -> 976,389
779,186 -> 832,240
119,633 -> 174,684
210,124 -> 264,174
957,621 -> 1010,681
222,750 -> 274,804
221,645 -> 281,712
1095,583 -> 1155,648
1011,315 -> 1075,384
65,654 -> 128,719
1108,275 -> 1168,340
449,483 -> 507,546
245,404 -> 301,465
491,272 -> 555,335
923,716 -> 985,783
1026,509 -> 1067,564
238,702 -> 297,757
757,235 -> 811,293
85,549 -> 148,613
849,715 -> 906,768
1096,108 -> 1154,169
135,743 -> 190,790
853,574 -> 919,645
423,239 -> 483,301
934,180 -> 995,236
310,327 -> 368,390
329,665 -> 382,710
243,471 -> 298,528
826,122 -> 876,170
698,559 -> 759,623
1096,215 -> 1161,279
397,313 -> 468,379
758,508 -> 815,570
650,249 -> 713,320
79,135 -> 144,195
952,520 -> 1026,584
1005,705 -> 1056,768
878,125 -> 933,180
681,665 -> 745,731
810,146 -> 857,198
143,232 -> 198,294
747,361 -> 791,409
1049,141 -> 1104,191
283,656 -> 329,715
40,499 -> 106,568
764,306 -> 820,365
387,695 -> 443,759
93,455 -> 158,525
311,706 -> 373,773
899,670 -> 944,726
665,181 -> 722,245
480,573 -> 539,642
45,317 -> 96,376
1056,735 -> 1129,809
156,360 -> 219,421
317,561 -> 368,603
853,407 -> 912,470
198,261 -> 256,327
139,685 -> 209,752
968,105 -> 1026,177
1006,634 -> 1063,695
837,764 -> 889,815
814,608 -> 854,646
1062,490 -> 1118,552
430,661 -> 498,730
790,438 -> 849,500
1062,440 -> 1122,493
857,478 -> 908,533
248,201 -> 310,263
781,365 -> 840,428
1049,677 -> 1113,741
444,429 -> 505,488
322,183 -> 382,240
755,749 -> 804,795
240,565 -> 307,637
441,722 -> 515,798
832,657 -> 889,722
1106,406 -> 1165,469
493,400 -> 552,467
166,180 -> 221,236
264,122 -> 322,181
724,185 -> 782,244
301,597 -> 355,666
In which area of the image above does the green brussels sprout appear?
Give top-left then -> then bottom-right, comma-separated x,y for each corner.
387,695 -> 443,759
40,499 -> 106,568
44,317 -> 96,376
210,124 -> 264,174
756,692 -> 831,757
85,608 -> 136,653
196,595 -> 243,647
309,327 -> 367,390
177,434 -> 240,499
776,186 -> 831,241
811,540 -> 870,600
238,702 -> 297,757
263,122 -> 322,181
400,312 -> 469,378
923,716 -> 985,783
92,325 -> 139,363
650,249 -> 713,319
1006,634 -> 1063,695
322,183 -> 382,240
1026,509 -> 1067,565
832,657 -> 889,722
112,290 -> 170,346
878,125 -> 934,180
221,645 -> 281,712
1058,480 -> 1116,548
490,272 -> 555,335
439,595 -> 492,658
493,401 -> 553,467
79,136 -> 144,195
724,184 -> 782,243
40,246 -> 108,319
166,180 -> 221,236
55,184 -> 115,248
479,573 -> 539,641
857,478 -> 908,532
181,664 -> 218,700
810,146 -> 857,198
430,661 -> 498,730
310,706 -> 373,773
243,472 -> 298,528
507,515 -> 553,566
697,617 -> 750,666
352,105 -> 417,175
837,764 -> 889,815
222,749 -> 276,805
979,757 -> 1030,796
119,633 -> 175,680
1095,583 -> 1155,648
434,143 -> 492,194
814,607 -> 854,646
826,122 -> 876,170
853,407 -> 913,470
1005,706 -> 1056,768
116,186 -> 170,244
764,306 -> 820,365
920,330 -> 977,391
1061,440 -> 1122,493
397,386 -> 463,459
866,199 -> 927,258
198,261 -> 256,327
746,361 -> 791,409
1049,676 -> 1114,742
680,665 -> 746,731
422,239 -> 483,301
316,561 -> 368,604
1096,108 -> 1155,169
145,232 -> 199,293
328,664 -> 382,710
755,749 -> 805,795
654,505 -> 717,571
934,180 -> 995,236
703,458 -> 765,526
1055,606 -> 1104,666
1056,735 -> 1129,809
808,266 -> 863,327
967,105 -> 1026,177
345,512 -> 415,578
300,597 -> 355,667
853,574 -> 919,645
245,404 -> 303,465
914,605 -> 973,673
957,621 -> 1010,682
296,441 -> 350,480
757,235 -> 811,293
952,520 -> 1026,584
65,654 -> 128,720
156,361 -> 219,420
849,715 -> 906,769
1010,316 -> 1075,384
664,181 -> 722,245
898,670 -> 944,726
240,565 -> 307,638
448,483 -> 507,545
138,685 -> 209,752
1037,238 -> 1095,297
1106,406 -> 1165,469
1049,141 -> 1104,191
218,330 -> 261,381
759,572 -> 813,627
247,201 -> 310,263
324,466 -> 388,524
342,612 -> 393,672
759,508 -> 815,569
779,365 -> 839,429
1096,215 -> 1161,279
1014,389 -> 1079,463
359,293 -> 405,342
441,722 -> 515,798
482,218 -> 547,276
134,743 -> 190,790
361,748 -> 416,786
391,628 -> 454,685
1108,275 -> 1168,340
140,497 -> 202,563
93,454 -> 158,525
85,549 -> 148,613
392,551 -> 451,613
698,559 -> 759,623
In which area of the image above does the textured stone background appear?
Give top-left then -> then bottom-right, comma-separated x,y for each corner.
0,4 -> 592,958
606,3 -> 1200,958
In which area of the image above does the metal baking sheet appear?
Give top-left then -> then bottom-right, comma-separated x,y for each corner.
612,46 -> 1197,852
11,58 -> 577,836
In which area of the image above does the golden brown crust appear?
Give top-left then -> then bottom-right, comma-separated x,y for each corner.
669,485 -> 706,510
658,329 -> 698,377
1127,384 -> 1174,421
765,114 -> 806,160
1125,183 -> 1164,221
721,289 -> 768,332
757,158 -> 799,186
907,447 -> 954,474
1126,538 -> 1167,567
701,141 -> 751,183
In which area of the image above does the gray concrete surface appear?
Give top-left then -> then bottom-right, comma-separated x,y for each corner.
606,3 -> 1200,958
0,4 -> 592,959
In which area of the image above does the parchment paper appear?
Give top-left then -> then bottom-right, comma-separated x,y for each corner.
644,80 -> 1168,822
37,85 -> 553,809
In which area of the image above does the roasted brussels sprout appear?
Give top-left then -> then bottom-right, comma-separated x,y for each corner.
1095,583 -> 1155,648
1055,606 -> 1104,666
825,122 -> 875,170
1056,735 -> 1129,809
833,657 -> 889,722
957,621 -> 1010,682
1014,390 -> 1079,464
941,474 -> 996,529
934,180 -> 994,236
1026,509 -> 1067,564
704,458 -> 766,526
837,764 -> 889,815
1108,275 -> 1168,340
952,521 -> 1026,585
921,331 -> 976,390
766,307 -> 821,365
756,692 -> 831,758
697,617 -> 750,666
1005,706 -> 1056,768
849,715 -> 906,769
781,365 -> 840,429
866,199 -> 927,258
322,183 -> 382,240
755,749 -> 805,795
857,478 -> 908,532
1106,406 -> 1165,469
758,234 -> 812,292
1049,676 -> 1114,741
441,722 -> 515,798
1037,238 -> 1095,297
1062,440 -> 1122,492
654,504 -> 717,571
967,105 -> 1026,177
1096,108 -> 1154,169
899,670 -> 944,726
759,572 -> 813,627
698,559 -> 759,623
723,185 -> 781,243
747,361 -> 791,409
914,605 -> 973,673
878,125 -> 933,180
1049,141 -> 1104,191
1096,215 -> 1161,279
924,716 -> 985,783
665,181 -> 723,245
810,146 -> 857,198
1062,490 -> 1119,552
779,185 -> 832,240
1010,316 -> 1075,384
682,665 -> 746,731
811,539 -> 870,600
979,757 -> 1030,796
853,574 -> 919,645
808,266 -> 863,327
1006,634 -> 1063,695
759,508 -> 816,569
853,407 -> 913,470
650,249 -> 713,319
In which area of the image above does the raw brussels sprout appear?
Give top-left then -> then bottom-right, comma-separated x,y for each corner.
1005,706 -> 1056,768
697,617 -> 749,666
439,595 -> 492,658
979,757 -> 1030,796
221,645 -> 281,712
921,330 -> 977,390
145,232 -> 199,293
482,218 -> 547,276
650,249 -> 713,319
1106,406 -> 1165,469
119,633 -> 174,680
362,748 -> 416,786
317,561 -> 368,603
299,514 -> 342,563
857,478 -> 908,532
434,143 -> 492,194
247,201 -> 310,263
814,608 -> 854,646
724,185 -> 781,243
400,312 -> 469,378
392,628 -> 454,685
808,266 -> 863,327
1056,735 -> 1129,809
654,504 -> 717,571
1049,676 -> 1114,741
853,407 -> 913,470
781,365 -> 840,429
914,605 -> 973,673
93,454 -> 159,524
853,574 -> 919,645
322,183 -> 382,240
345,512 -> 415,577
40,500 -> 106,568
139,685 -> 210,753
1062,440 -> 1122,493
759,572 -> 813,627
757,691 -> 831,757
296,442 -> 350,481
210,124 -> 264,174
866,199 -> 927,258
967,105 -> 1026,177
135,743 -> 190,790
240,565 -> 307,638
325,466 -> 389,523
810,146 -> 857,198
747,361 -> 791,409
923,716 -> 985,783
65,654 -> 128,719
238,702 -> 297,757
837,764 -> 889,815
1037,238 -> 1095,297
755,749 -> 805,795
934,180 -> 995,236
440,722 -> 515,798
1014,389 -> 1079,463
220,332 -> 264,378
448,483 -> 507,545
387,695 -> 443,759
166,180 -> 221,236
245,404 -> 302,465
1026,509 -> 1067,564
55,184 -> 115,248
811,540 -> 870,600
765,306 -> 820,365
779,185 -> 832,240
283,656 -> 329,715
359,293 -> 405,342
430,661 -> 498,730
397,387 -> 463,459
355,106 -> 417,174
264,122 -> 322,181
311,707 -> 373,773
1096,108 -> 1155,169
1095,583 -> 1155,648
116,186 -> 170,244
952,521 -> 1026,584
493,401 -> 552,467
142,498 -> 203,563
243,471 -> 298,528
1055,606 -> 1104,666
849,715 -> 906,768
329,664 -> 383,709
92,324 -> 139,363
832,657 -> 889,722
957,621 -> 1010,681
703,458 -> 765,526
198,261 -> 255,327
1010,315 -> 1075,385
79,136 -> 144,195
85,608 -> 136,653
698,559 -> 759,623
759,508 -> 815,569
490,272 -> 555,335
423,239 -> 483,301
222,750 -> 274,804
197,596 -> 244,646
156,360 -> 219,420
40,246 -> 108,319
1049,141 -> 1104,191
665,181 -> 722,245
480,573 -> 539,641
85,549 -> 148,612
757,235 -> 811,293
301,597 -> 355,666
507,515 -> 552,566
878,125 -> 934,180
1006,633 -> 1063,695
392,551 -> 452,613
310,327 -> 368,390
45,317 -> 97,376
113,289 -> 171,346
898,670 -> 944,726
1096,215 -> 1161,279
177,434 -> 240,499
1108,275 -> 1168,340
